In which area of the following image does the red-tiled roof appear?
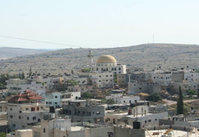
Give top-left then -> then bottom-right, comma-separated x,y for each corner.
8,89 -> 43,103
17,97 -> 28,102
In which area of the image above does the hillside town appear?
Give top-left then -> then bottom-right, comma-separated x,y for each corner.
0,52 -> 199,137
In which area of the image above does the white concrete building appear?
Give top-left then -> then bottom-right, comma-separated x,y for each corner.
95,55 -> 126,74
45,92 -> 62,108
7,103 -> 48,130
45,91 -> 81,108
90,55 -> 126,88
106,94 -> 140,105
6,79 -> 46,95
7,129 -> 33,137
184,70 -> 199,83
125,111 -> 168,129
61,91 -> 81,106
150,71 -> 172,86
91,72 -> 114,88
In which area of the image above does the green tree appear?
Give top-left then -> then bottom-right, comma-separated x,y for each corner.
147,92 -> 162,102
177,86 -> 184,115
0,74 -> 9,90
81,68 -> 91,72
66,80 -> 78,86
0,132 -> 6,137
82,92 -> 93,99
186,90 -> 197,96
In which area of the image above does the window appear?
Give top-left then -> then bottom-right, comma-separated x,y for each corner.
19,111 -> 22,113
10,115 -> 13,119
31,107 -> 35,111
148,119 -> 151,122
27,117 -> 29,120
33,116 -> 36,121
55,96 -> 58,98
10,108 -> 12,111
26,108 -> 29,111
19,116 -> 21,119
43,128 -> 46,133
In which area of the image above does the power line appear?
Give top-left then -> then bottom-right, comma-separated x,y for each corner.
0,35 -> 80,47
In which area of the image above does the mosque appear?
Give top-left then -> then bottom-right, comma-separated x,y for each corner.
90,55 -> 126,88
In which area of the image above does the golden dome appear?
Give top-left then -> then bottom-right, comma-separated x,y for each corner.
96,55 -> 117,64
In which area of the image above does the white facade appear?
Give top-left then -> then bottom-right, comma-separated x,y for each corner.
7,103 -> 48,130
150,71 -> 172,86
45,91 -> 81,107
45,92 -> 62,108
95,63 -> 126,74
90,72 -> 114,88
184,70 -> 199,83
61,92 -> 81,106
90,55 -> 127,88
7,80 -> 46,95
106,94 -> 140,104
118,96 -> 140,104
126,112 -> 168,129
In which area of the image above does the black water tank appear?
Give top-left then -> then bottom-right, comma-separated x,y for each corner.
49,106 -> 55,113
133,121 -> 141,129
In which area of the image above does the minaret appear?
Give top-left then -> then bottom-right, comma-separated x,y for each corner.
87,50 -> 93,69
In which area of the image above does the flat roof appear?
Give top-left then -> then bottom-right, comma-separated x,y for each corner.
71,126 -> 84,131
0,120 -> 7,126
146,129 -> 197,137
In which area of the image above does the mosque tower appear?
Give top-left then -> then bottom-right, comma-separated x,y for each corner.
87,50 -> 94,69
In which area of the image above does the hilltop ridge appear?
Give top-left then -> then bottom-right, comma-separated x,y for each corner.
1,43 -> 199,74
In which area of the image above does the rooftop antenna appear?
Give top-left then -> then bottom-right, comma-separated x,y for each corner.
153,33 -> 155,43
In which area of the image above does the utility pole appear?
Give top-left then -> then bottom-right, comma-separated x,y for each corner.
153,33 -> 155,43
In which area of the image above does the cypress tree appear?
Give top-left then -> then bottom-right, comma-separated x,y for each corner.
177,86 -> 184,115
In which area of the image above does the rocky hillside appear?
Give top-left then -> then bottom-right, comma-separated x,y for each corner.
0,47 -> 48,59
1,43 -> 199,74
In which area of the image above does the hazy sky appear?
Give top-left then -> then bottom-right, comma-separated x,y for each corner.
0,0 -> 199,49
